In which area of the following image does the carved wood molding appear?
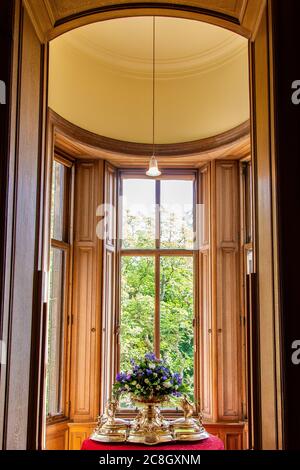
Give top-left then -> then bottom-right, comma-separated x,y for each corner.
49,109 -> 250,167
24,1 -> 266,42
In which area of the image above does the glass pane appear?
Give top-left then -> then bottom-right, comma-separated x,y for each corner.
160,256 -> 194,401
120,256 -> 155,407
245,163 -> 253,244
122,179 -> 156,249
246,249 -> 254,275
46,248 -> 66,416
51,161 -> 68,241
160,180 -> 194,249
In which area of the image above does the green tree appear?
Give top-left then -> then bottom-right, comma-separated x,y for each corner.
120,209 -> 194,402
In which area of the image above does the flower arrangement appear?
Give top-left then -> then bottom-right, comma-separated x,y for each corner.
113,353 -> 186,403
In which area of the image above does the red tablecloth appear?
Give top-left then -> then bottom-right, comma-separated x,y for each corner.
81,434 -> 224,451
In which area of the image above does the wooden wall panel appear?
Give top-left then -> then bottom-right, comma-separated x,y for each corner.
206,422 -> 245,449
76,164 -> 96,242
46,422 -> 69,450
249,4 -> 282,448
2,3 -> 46,449
67,421 -> 246,450
198,164 -> 213,420
72,247 -> 94,417
225,432 -> 243,450
0,0 -> 17,449
70,161 -> 103,422
68,422 -> 96,450
215,162 -> 241,421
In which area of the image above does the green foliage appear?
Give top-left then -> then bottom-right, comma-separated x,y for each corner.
160,256 -> 194,399
120,209 -> 194,404
122,210 -> 155,249
120,256 -> 155,368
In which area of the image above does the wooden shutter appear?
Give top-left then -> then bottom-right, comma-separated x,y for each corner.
199,162 -> 241,423
215,161 -> 241,421
70,160 -> 103,422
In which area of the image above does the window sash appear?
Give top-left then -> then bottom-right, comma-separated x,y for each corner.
47,245 -> 68,419
118,171 -> 199,411
120,170 -> 197,252
51,158 -> 72,243
47,156 -> 73,423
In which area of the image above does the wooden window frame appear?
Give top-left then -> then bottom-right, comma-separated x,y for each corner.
239,158 -> 254,423
47,154 -> 74,425
116,169 -> 200,415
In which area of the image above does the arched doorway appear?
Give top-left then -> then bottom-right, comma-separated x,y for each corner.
0,0 -> 282,451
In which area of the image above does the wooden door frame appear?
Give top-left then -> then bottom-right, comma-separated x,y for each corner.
0,0 -> 289,449
0,0 -> 15,448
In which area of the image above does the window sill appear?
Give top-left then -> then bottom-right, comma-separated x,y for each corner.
46,415 -> 70,426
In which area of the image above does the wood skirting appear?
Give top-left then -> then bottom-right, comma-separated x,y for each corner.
46,421 -> 69,450
60,421 -> 248,451
205,422 -> 248,450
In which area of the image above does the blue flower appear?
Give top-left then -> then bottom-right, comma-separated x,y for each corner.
145,352 -> 156,361
114,353 -> 184,402
116,372 -> 126,382
172,372 -> 182,384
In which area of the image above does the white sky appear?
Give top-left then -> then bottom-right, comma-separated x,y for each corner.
122,179 -> 193,216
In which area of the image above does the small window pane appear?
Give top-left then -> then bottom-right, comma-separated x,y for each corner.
246,249 -> 254,275
160,256 -> 194,401
245,164 -> 253,244
122,179 -> 156,249
51,161 -> 68,241
46,248 -> 66,417
120,256 -> 155,408
120,256 -> 155,369
120,256 -> 155,407
160,180 -> 194,249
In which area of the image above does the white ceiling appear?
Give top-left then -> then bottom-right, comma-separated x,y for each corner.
62,17 -> 247,78
49,16 -> 249,143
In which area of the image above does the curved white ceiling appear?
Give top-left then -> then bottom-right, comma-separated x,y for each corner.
49,16 -> 249,144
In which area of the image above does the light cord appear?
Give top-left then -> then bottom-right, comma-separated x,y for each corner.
152,16 -> 156,156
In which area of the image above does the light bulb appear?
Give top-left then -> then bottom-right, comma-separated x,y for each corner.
146,156 -> 161,177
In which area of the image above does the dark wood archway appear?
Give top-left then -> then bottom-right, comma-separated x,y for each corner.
0,0 -> 288,450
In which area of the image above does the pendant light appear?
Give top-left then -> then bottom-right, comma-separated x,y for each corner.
146,17 -> 161,177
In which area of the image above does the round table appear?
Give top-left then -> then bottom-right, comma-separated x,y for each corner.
81,434 -> 224,451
